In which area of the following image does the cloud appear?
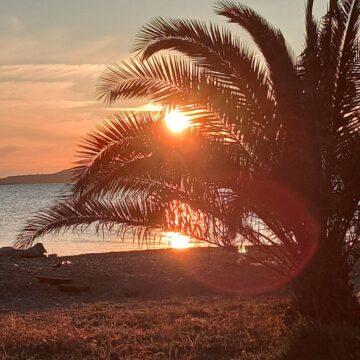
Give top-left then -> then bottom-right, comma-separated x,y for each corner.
0,145 -> 22,157
0,32 -> 129,65
0,63 -> 147,176
0,63 -> 146,109
0,64 -> 105,102
0,64 -> 105,82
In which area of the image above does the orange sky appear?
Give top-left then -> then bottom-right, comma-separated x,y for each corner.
0,64 -> 105,175
0,0 -> 328,177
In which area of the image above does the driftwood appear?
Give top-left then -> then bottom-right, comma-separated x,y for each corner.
37,276 -> 90,294
0,243 -> 47,259
37,276 -> 73,285
58,285 -> 90,294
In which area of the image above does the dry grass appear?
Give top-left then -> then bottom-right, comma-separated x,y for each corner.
0,296 -> 289,360
1,296 -> 359,360
1,248 -> 359,359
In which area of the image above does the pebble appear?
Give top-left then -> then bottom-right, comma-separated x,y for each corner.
109,353 -> 120,360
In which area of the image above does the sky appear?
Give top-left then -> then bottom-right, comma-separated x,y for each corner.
0,0 -> 328,177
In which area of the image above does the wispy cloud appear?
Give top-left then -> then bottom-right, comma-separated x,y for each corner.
0,64 -> 105,80
0,63 -> 146,177
0,32 -> 129,65
0,64 -> 105,102
0,145 -> 22,157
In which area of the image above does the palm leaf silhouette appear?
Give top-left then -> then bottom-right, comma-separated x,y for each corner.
18,0 -> 360,323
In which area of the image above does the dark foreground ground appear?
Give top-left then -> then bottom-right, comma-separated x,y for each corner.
0,247 -> 285,313
0,248 -> 359,359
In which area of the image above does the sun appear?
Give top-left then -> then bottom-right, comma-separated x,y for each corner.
166,232 -> 191,249
165,109 -> 190,133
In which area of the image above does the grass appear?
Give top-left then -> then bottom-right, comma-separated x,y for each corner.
275,320 -> 360,360
0,296 -> 359,359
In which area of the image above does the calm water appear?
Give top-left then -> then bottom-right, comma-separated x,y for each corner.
0,184 -> 168,256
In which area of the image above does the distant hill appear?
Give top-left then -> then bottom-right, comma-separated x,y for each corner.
0,169 -> 73,185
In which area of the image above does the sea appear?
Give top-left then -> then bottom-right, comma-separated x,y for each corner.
0,183 -> 170,256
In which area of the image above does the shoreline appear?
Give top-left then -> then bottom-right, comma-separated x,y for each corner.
0,247 -> 282,314
1,246 -> 359,314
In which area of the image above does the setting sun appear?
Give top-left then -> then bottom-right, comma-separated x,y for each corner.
166,232 -> 191,249
165,109 -> 190,133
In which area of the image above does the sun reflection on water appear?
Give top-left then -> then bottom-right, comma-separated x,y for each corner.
166,232 -> 191,249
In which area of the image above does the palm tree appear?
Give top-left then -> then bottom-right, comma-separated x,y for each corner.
17,0 -> 360,324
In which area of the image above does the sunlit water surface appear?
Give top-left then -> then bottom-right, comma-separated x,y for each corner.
0,184 -> 183,256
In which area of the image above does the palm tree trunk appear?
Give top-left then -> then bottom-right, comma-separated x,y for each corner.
292,237 -> 360,325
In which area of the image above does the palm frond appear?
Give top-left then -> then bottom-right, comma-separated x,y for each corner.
214,0 -> 299,113
97,56 -> 241,133
333,0 -> 360,124
133,18 -> 280,154
75,133 -> 252,202
15,187 -> 238,251
133,18 -> 271,107
15,197 -> 165,249
298,0 -> 320,81
316,0 -> 343,119
297,1 -> 323,144
97,55 -> 204,104
73,112 -> 161,194
97,55 -> 279,165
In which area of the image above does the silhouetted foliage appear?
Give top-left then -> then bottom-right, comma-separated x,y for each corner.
18,0 -> 360,324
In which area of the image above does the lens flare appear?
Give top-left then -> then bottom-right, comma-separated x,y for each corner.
167,176 -> 319,297
165,109 -> 190,133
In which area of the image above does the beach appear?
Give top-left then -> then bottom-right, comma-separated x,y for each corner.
0,247 -> 290,359
0,247 -> 284,313
1,247 -> 359,359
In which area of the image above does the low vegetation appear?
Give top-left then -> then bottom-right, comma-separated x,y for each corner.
1,297 -> 359,360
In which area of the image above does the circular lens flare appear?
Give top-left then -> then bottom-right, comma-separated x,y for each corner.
166,177 -> 319,297
165,109 -> 190,133
167,232 -> 191,249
